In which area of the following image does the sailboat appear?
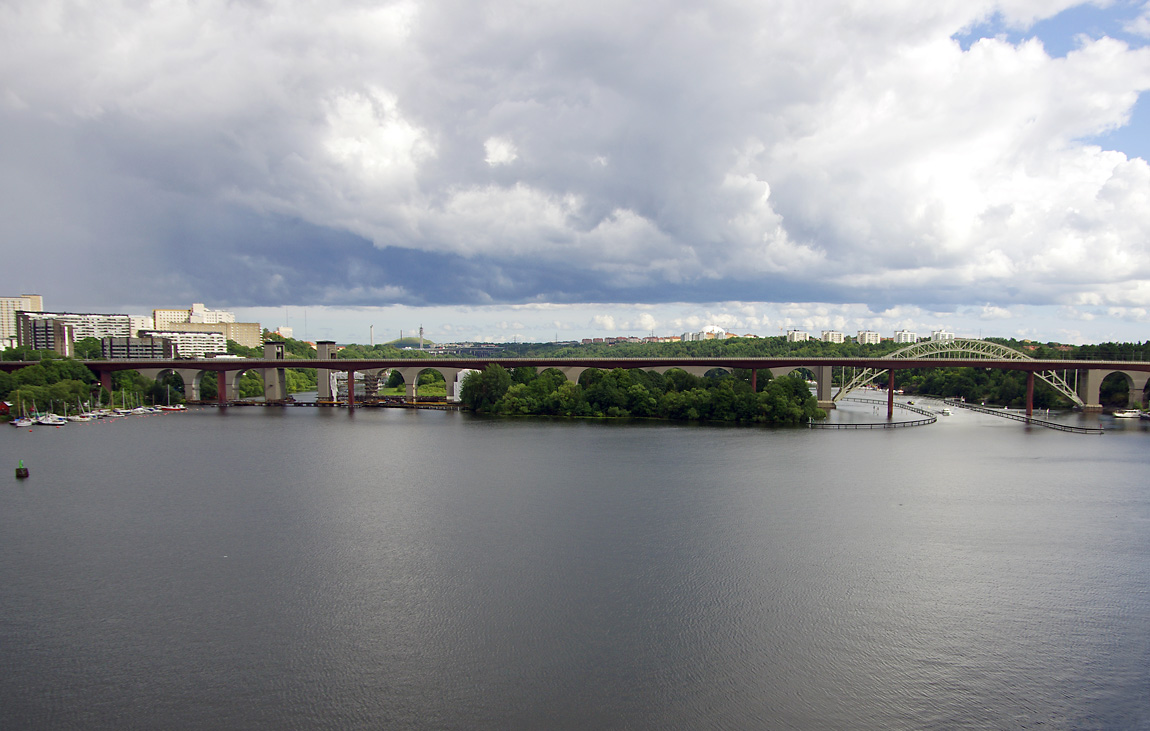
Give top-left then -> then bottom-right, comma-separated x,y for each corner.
9,396 -> 33,427
160,384 -> 187,411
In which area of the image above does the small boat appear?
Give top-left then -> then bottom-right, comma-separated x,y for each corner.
939,408 -> 952,416
10,417 -> 34,428
1112,409 -> 1142,418
36,413 -> 67,426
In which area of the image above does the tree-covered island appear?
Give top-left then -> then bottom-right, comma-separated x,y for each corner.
460,364 -> 825,424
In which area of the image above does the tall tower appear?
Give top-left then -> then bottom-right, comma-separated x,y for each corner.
419,324 -> 424,350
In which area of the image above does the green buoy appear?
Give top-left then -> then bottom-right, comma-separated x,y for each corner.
15,459 -> 29,479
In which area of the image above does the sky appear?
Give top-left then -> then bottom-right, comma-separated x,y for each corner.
4,0 -> 1150,345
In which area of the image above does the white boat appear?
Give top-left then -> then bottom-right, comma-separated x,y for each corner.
939,408 -> 952,416
36,413 -> 67,426
10,417 -> 34,427
1112,409 -> 1142,418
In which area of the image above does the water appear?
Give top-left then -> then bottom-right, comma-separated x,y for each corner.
2,403 -> 1149,729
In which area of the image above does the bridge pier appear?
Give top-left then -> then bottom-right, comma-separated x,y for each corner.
887,370 -> 895,419
316,341 -> 337,401
1076,369 -> 1105,412
262,342 -> 288,402
814,365 -> 835,410
1026,371 -> 1034,417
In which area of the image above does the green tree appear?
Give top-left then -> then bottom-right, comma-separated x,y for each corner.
460,365 -> 512,412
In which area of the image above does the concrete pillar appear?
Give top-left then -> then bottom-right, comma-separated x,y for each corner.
346,369 -> 355,409
317,341 -> 337,401
176,369 -> 203,401
1076,369 -> 1105,412
217,369 -> 228,405
436,368 -> 462,402
751,369 -> 757,392
262,342 -> 287,402
1125,371 -> 1150,408
558,366 -> 587,384
395,367 -> 423,402
814,365 -> 835,410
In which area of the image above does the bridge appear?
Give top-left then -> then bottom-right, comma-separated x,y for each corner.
3,339 -> 1148,418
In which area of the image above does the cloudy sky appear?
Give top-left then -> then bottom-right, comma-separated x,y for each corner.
4,0 -> 1150,344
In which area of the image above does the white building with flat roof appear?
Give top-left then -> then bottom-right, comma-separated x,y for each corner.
931,329 -> 955,341
856,330 -> 881,345
821,330 -> 844,343
894,329 -> 917,344
140,329 -> 227,358
154,303 -> 236,329
787,329 -> 810,342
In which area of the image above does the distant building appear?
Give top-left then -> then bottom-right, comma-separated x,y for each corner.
159,321 -> 263,349
821,330 -> 844,344
17,311 -> 133,355
894,329 -> 917,344
101,336 -> 176,359
787,329 -> 810,342
140,329 -> 227,358
275,326 -> 293,339
0,294 -> 43,349
856,330 -> 881,345
931,329 -> 955,342
154,303 -> 237,328
682,325 -> 729,341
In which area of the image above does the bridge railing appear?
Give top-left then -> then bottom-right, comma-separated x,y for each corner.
943,399 -> 1104,434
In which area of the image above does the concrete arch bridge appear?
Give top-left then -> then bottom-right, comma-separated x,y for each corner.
4,339 -> 1148,416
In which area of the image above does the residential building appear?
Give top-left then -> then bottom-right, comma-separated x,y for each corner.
101,336 -> 177,359
0,294 -> 43,349
159,321 -> 263,348
931,329 -> 955,342
821,330 -> 844,343
894,329 -> 917,344
856,330 -> 881,345
17,311 -> 133,354
153,303 -> 237,330
129,315 -> 155,337
787,329 -> 810,342
140,330 -> 227,358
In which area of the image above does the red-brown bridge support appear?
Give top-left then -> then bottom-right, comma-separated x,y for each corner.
887,370 -> 895,419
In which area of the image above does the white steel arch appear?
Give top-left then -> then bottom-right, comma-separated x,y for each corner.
832,338 -> 1083,406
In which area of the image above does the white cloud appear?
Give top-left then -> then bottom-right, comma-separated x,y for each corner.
5,0 -> 1150,338
484,137 -> 518,166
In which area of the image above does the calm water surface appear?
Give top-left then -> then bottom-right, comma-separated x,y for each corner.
2,402 -> 1149,729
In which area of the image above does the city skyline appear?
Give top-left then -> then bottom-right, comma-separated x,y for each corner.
5,2 -> 1150,345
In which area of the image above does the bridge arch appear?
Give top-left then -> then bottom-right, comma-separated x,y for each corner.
391,365 -> 465,401
833,338 -> 1084,407
1092,369 -> 1150,409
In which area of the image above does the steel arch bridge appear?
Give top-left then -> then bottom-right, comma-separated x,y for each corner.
832,338 -> 1084,406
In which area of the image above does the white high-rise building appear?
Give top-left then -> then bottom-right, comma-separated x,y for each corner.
0,294 -> 42,348
856,330 -> 881,345
821,330 -> 844,343
787,329 -> 810,342
894,330 -> 917,344
931,329 -> 955,342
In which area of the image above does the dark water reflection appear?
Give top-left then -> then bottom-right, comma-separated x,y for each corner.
2,405 -> 1148,729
